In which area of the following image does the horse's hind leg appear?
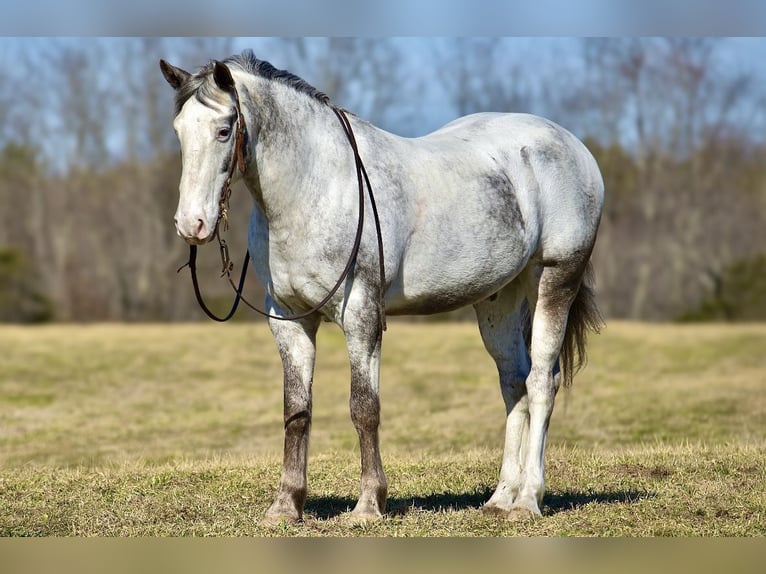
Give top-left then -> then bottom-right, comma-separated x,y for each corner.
474,280 -> 531,515
343,290 -> 387,521
263,313 -> 321,524
511,258 -> 589,517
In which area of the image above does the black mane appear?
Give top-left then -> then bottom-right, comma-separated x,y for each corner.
174,49 -> 330,116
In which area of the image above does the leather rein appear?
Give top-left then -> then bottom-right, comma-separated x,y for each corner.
178,81 -> 387,330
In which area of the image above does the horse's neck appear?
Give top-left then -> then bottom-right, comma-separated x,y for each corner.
241,77 -> 345,224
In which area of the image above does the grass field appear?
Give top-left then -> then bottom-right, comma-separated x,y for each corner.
0,321 -> 764,536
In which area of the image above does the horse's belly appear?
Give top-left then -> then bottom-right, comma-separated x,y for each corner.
385,242 -> 532,315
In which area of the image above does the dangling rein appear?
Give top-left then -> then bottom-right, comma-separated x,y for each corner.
177,83 -> 387,330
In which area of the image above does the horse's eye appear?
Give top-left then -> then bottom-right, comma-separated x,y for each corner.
216,128 -> 231,141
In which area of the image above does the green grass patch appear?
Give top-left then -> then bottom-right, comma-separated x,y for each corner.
1,445 -> 763,536
0,321 -> 765,535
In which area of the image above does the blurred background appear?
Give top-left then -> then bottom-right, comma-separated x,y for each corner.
1,37 -> 765,323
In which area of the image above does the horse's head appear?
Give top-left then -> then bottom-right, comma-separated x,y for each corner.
160,59 -> 244,245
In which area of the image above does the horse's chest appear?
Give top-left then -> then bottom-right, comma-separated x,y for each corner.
260,237 -> 340,305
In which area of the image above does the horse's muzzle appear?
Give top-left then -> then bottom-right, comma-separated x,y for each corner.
175,216 -> 214,245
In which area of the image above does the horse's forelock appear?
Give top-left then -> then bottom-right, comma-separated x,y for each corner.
173,65 -> 231,117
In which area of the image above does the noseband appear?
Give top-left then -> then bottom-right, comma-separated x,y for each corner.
179,79 -> 387,330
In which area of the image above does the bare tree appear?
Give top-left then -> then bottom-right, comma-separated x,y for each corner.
571,38 -> 765,319
272,38 -> 415,131
433,38 -> 533,118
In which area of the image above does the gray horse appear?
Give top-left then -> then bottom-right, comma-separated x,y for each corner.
160,50 -> 603,523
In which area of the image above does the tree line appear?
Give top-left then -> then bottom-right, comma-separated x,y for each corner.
0,37 -> 764,322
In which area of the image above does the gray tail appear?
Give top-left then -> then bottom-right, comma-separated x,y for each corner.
560,261 -> 603,387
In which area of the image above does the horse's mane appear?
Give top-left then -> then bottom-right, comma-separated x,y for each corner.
174,49 -> 331,116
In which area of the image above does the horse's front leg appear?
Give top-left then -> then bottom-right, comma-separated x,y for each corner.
263,313 -> 321,524
343,295 -> 387,521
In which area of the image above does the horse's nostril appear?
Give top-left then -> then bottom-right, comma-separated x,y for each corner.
195,218 -> 206,237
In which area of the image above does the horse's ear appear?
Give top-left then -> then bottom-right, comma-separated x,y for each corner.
160,60 -> 190,91
213,61 -> 235,91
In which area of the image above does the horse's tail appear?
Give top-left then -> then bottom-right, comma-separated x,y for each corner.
560,261 -> 603,387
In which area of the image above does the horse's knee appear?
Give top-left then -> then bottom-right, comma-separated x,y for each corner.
282,370 -> 312,424
349,380 -> 380,430
525,367 -> 556,403
283,408 -> 311,435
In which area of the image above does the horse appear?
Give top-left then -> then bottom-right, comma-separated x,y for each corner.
160,50 -> 604,523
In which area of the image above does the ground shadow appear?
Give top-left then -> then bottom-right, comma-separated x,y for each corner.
303,487 -> 654,520
542,489 -> 655,514
303,489 -> 493,520
303,496 -> 358,520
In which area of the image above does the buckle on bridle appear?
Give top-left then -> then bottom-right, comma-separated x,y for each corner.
218,238 -> 233,277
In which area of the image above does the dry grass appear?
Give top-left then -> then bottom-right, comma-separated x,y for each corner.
1,320 -> 765,535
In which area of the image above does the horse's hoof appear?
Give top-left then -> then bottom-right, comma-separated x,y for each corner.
343,508 -> 384,525
260,512 -> 302,527
507,502 -> 542,521
481,503 -> 513,517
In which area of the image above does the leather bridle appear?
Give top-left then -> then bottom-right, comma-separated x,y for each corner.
178,79 -> 387,330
